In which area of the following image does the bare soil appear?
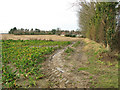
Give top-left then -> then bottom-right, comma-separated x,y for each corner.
40,41 -> 95,88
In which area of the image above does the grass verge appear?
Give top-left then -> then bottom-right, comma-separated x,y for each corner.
82,38 -> 118,88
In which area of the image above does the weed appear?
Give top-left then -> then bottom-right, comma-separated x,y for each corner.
29,77 -> 36,86
107,61 -> 113,66
36,74 -> 45,80
72,41 -> 80,47
65,47 -> 74,53
102,49 -> 108,53
59,76 -> 62,79
89,76 -> 93,79
64,56 -> 70,60
96,60 -> 104,64
78,67 -> 88,71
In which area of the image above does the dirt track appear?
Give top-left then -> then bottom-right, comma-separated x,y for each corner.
1,34 -> 80,41
40,41 -> 95,88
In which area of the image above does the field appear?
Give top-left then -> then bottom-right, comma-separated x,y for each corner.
1,34 -> 118,88
1,34 -> 80,41
2,39 -> 71,88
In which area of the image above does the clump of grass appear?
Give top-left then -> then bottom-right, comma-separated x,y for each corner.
96,60 -> 105,65
78,67 -> 88,71
102,49 -> 108,53
89,76 -> 93,79
72,41 -> 80,47
64,56 -> 70,60
65,47 -> 74,53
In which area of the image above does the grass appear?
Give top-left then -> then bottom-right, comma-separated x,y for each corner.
65,47 -> 74,53
82,39 -> 118,88
86,53 -> 118,88
89,76 -> 93,79
72,41 -> 80,47
78,67 -> 88,71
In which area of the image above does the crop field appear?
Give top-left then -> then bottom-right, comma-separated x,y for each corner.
1,34 -> 80,41
2,39 -> 71,88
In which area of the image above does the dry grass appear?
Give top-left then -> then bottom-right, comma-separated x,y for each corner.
82,38 -> 106,53
1,34 -> 80,41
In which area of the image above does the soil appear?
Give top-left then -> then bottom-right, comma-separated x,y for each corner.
39,41 -> 95,88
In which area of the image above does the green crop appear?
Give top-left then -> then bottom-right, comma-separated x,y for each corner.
2,40 -> 71,88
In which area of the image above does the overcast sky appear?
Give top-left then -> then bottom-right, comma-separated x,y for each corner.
0,0 -> 79,33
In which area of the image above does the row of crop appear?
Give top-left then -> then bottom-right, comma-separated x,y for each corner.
2,40 -> 71,88
2,40 -> 71,48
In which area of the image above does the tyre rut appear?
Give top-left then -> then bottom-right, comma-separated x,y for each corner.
43,41 -> 92,88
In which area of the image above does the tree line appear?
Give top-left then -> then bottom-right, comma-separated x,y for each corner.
8,27 -> 81,37
77,0 -> 120,51
9,27 -> 58,35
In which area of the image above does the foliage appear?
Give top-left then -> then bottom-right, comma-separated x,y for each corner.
9,27 -> 17,34
8,27 -> 81,36
77,0 -> 119,51
65,34 -> 76,37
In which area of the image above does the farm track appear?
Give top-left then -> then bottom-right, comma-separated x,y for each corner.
42,41 -> 93,88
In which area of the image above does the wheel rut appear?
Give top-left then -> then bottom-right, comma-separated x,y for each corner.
43,41 -> 93,88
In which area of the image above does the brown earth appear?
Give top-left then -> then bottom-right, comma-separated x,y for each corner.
1,34 -> 80,41
39,41 -> 95,88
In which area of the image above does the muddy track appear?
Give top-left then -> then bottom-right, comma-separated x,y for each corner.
42,41 -> 93,88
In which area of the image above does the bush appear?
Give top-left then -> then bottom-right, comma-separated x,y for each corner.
65,34 -> 76,37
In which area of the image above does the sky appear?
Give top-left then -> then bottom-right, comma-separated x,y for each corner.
0,0 -> 79,33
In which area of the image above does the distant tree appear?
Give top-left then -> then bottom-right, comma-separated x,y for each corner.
30,28 -> 34,35
30,28 -> 34,32
52,29 -> 56,34
9,27 -> 17,34
35,28 -> 40,32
